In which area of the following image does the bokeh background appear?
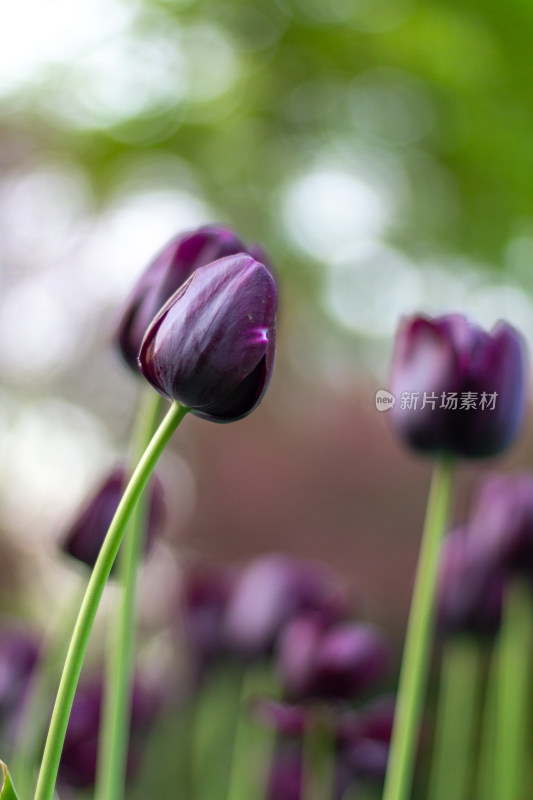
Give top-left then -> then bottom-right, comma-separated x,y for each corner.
1,0 -> 533,647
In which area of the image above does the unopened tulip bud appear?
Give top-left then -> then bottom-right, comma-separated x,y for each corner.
117,225 -> 251,373
61,468 -> 165,570
139,254 -> 277,422
389,314 -> 526,458
278,618 -> 389,702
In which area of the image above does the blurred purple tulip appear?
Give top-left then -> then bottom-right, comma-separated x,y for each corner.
278,617 -> 389,702
117,225 -> 252,373
0,624 -> 39,732
468,473 -> 533,575
181,564 -> 236,666
437,527 -> 503,636
61,468 -> 165,570
139,254 -> 277,422
338,696 -> 395,782
223,554 -> 348,658
59,675 -> 159,789
389,314 -> 526,458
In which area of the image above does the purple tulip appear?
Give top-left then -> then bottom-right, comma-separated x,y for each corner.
139,254 -> 277,422
437,527 -> 503,636
117,225 -> 252,373
468,473 -> 533,575
222,555 -> 348,658
278,617 -> 389,702
180,564 -> 236,666
0,624 -> 40,732
389,314 -> 526,458
61,468 -> 165,570
59,675 -> 159,789
338,697 -> 395,782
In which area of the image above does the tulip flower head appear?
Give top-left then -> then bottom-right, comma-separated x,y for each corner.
61,468 -> 165,570
59,675 -> 159,789
222,554 -> 348,658
468,473 -> 533,575
139,253 -> 277,422
117,225 -> 251,373
436,527 -> 503,636
389,314 -> 526,458
277,617 -> 389,702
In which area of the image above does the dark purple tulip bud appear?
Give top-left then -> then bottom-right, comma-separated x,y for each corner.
117,225 -> 251,373
223,554 -> 348,658
437,527 -> 503,636
278,617 -> 389,702
180,565 -> 236,666
338,697 -> 395,782
139,254 -> 277,422
59,675 -> 159,789
61,468 -> 165,570
389,314 -> 527,458
0,624 -> 39,728
468,473 -> 533,575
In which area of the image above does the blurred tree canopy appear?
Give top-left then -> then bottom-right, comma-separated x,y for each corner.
2,0 -> 533,278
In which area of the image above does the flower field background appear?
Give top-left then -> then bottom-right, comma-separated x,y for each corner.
1,0 -> 533,798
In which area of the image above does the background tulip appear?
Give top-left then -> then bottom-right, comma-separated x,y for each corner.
389,314 -> 526,458
222,554 -> 347,658
139,253 -> 277,422
468,473 -> 533,575
277,617 -> 389,702
61,468 -> 165,570
58,675 -> 159,790
436,527 -> 503,636
117,225 -> 253,373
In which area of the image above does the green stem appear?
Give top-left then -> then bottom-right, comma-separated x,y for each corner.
494,577 -> 533,800
303,707 -> 336,800
428,637 -> 482,800
33,400 -> 188,800
226,662 -> 278,800
476,644 -> 498,800
95,391 -> 163,800
382,455 -> 454,800
191,664 -> 245,800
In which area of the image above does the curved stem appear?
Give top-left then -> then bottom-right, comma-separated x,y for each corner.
95,390 -> 163,800
33,400 -> 188,800
382,455 -> 454,800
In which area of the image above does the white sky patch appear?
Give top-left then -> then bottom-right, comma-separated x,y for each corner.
282,158 -> 401,261
0,398 -> 113,545
324,242 -> 422,338
0,0 -> 134,96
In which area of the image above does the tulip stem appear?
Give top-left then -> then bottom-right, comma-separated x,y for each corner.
226,662 -> 278,800
95,390 -> 163,800
427,637 -> 482,800
382,455 -> 454,800
303,707 -> 336,800
33,400 -> 188,800
494,577 -> 533,800
476,644 -> 498,800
